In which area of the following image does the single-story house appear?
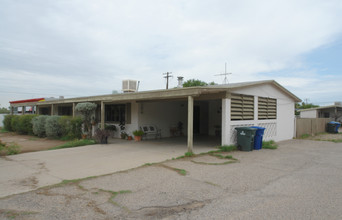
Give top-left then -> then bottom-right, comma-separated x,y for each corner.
9,80 -> 301,152
299,102 -> 342,122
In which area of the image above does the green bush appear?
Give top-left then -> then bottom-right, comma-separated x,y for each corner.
3,115 -> 15,131
10,115 -> 20,132
58,116 -> 83,139
32,115 -> 49,137
45,116 -> 62,138
17,115 -> 36,135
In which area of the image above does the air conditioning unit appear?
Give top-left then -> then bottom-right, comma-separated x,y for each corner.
122,80 -> 137,93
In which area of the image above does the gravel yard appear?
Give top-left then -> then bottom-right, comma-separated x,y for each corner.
0,138 -> 341,219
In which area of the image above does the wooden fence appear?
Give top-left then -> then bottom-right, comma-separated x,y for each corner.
296,118 -> 330,138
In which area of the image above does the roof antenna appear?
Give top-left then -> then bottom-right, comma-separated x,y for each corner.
215,62 -> 232,84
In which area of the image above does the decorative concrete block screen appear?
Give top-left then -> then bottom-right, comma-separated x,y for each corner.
230,122 -> 277,144
230,124 -> 254,144
257,122 -> 277,141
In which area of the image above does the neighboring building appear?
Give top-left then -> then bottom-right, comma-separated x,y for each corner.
9,80 -> 301,151
299,102 -> 342,122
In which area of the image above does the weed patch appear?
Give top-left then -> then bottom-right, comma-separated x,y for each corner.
48,139 -> 96,150
262,140 -> 278,149
0,140 -> 21,155
184,151 -> 194,157
0,128 -> 9,133
218,145 -> 237,152
300,133 -> 311,139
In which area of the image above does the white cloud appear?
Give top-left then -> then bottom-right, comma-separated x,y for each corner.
0,0 -> 342,107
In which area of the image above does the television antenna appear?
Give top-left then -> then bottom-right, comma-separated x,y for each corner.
215,62 -> 232,84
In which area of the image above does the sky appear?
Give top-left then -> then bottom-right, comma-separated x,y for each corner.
0,0 -> 342,109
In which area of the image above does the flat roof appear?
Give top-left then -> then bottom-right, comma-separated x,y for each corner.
298,105 -> 342,112
9,80 -> 301,107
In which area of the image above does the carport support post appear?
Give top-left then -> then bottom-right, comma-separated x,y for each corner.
221,96 -> 231,146
187,96 -> 194,153
101,101 -> 105,130
72,102 -> 76,118
51,104 -> 54,116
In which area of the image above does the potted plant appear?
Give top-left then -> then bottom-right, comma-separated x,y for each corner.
127,135 -> 133,141
120,131 -> 127,139
133,130 -> 144,141
81,132 -> 88,139
119,121 -> 126,139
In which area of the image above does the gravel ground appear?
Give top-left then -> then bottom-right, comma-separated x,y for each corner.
0,139 -> 341,219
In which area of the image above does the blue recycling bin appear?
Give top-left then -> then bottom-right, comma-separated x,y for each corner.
327,121 -> 341,133
251,126 -> 266,150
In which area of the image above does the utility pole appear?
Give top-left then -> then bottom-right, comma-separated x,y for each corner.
163,72 -> 173,89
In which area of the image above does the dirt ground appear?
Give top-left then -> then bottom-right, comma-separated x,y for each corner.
0,132 -> 67,153
303,132 -> 342,141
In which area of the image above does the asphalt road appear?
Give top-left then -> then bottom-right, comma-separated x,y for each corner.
0,139 -> 341,219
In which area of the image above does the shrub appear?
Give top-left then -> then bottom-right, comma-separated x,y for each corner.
45,116 -> 62,138
17,115 -> 36,135
10,115 -> 20,132
69,117 -> 83,139
3,115 -> 15,131
58,116 -> 83,139
32,115 -> 49,137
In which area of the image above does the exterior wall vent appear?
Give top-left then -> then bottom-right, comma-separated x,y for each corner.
122,80 -> 137,93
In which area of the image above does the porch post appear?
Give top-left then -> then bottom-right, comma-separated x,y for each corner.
36,105 -> 39,115
101,101 -> 105,130
51,104 -> 54,115
10,106 -> 13,115
22,106 -> 25,115
187,96 -> 194,153
72,102 -> 76,118
221,94 -> 231,146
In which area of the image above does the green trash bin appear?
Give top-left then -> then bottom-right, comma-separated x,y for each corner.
235,127 -> 257,151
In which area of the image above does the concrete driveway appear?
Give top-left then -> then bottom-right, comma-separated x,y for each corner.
0,139 -> 341,219
0,139 -> 214,198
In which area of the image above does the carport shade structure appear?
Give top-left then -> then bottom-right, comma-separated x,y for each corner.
9,80 -> 301,152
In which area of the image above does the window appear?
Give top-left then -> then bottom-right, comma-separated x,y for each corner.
105,103 -> 131,123
58,106 -> 72,116
231,94 -> 254,120
258,97 -> 277,119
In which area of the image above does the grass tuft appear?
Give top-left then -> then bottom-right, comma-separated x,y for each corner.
219,145 -> 237,152
49,139 -> 96,150
262,140 -> 278,149
300,133 -> 311,139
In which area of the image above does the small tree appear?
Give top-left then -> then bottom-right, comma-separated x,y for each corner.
75,102 -> 97,136
183,79 -> 208,87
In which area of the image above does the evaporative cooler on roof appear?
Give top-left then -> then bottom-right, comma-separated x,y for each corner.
122,80 -> 137,93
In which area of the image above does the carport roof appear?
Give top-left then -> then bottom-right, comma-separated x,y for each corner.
10,80 -> 301,106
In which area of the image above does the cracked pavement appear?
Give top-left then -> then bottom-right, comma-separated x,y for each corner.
0,139 -> 342,219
